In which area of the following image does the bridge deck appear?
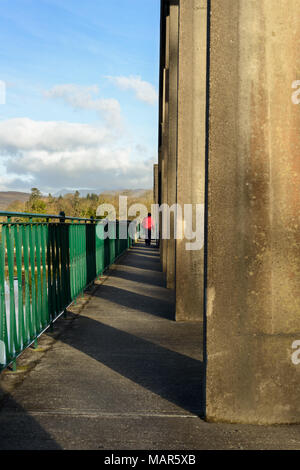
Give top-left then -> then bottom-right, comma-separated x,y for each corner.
0,243 -> 299,449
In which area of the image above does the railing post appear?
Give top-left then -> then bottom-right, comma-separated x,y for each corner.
59,211 -> 66,223
59,212 -> 68,318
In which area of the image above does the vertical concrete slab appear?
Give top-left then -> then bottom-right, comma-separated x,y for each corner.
161,75 -> 169,273
160,12 -> 170,276
206,0 -> 300,424
153,164 -> 159,206
175,0 -> 207,321
166,1 -> 179,289
153,164 -> 159,241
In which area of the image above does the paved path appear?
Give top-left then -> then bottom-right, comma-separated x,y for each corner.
0,243 -> 299,449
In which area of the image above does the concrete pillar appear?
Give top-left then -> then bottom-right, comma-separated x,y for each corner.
159,11 -> 170,275
165,1 -> 179,289
206,0 -> 300,424
153,164 -> 159,241
153,164 -> 159,206
175,0 -> 207,321
161,74 -> 169,274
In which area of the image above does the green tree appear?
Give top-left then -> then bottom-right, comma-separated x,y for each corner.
26,188 -> 47,214
72,191 -> 81,216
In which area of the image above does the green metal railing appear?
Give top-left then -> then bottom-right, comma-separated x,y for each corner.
0,211 -> 135,372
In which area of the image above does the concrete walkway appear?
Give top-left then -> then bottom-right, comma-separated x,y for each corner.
0,243 -> 300,449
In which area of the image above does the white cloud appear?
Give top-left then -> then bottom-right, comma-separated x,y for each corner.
107,75 -> 158,105
0,82 -> 156,193
44,84 -> 122,128
0,118 -> 154,193
0,117 -> 110,153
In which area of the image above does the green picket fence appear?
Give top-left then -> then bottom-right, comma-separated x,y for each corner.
0,211 -> 135,371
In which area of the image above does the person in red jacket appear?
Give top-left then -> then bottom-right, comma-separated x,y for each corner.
142,213 -> 154,246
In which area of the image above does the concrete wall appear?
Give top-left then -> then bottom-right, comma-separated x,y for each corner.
153,164 -> 159,206
158,3 -> 170,276
165,1 -> 179,290
175,0 -> 207,321
158,0 -> 206,322
206,0 -> 300,424
158,0 -> 300,423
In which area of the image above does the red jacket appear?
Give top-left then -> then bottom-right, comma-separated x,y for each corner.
142,216 -> 154,230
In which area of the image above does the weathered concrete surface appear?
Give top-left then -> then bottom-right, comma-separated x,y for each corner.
166,2 -> 179,290
206,0 -> 300,423
159,8 -> 170,276
175,0 -> 207,321
153,164 -> 159,206
1,244 -> 300,449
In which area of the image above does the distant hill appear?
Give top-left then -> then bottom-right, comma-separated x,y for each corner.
101,189 -> 151,198
54,189 -> 98,197
0,191 -> 30,211
54,188 -> 152,198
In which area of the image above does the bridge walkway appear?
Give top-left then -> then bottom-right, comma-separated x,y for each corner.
0,243 -> 299,449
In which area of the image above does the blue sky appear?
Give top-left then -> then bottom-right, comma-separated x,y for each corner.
0,0 -> 160,193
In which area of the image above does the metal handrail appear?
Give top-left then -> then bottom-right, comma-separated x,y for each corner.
0,212 -> 136,372
0,210 -> 95,222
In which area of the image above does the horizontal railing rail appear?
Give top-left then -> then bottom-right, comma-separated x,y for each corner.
0,211 -> 136,372
0,210 -> 96,222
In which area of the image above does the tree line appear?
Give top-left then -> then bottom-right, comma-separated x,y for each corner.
6,188 -> 154,219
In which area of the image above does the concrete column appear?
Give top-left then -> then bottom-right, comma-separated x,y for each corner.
206,0 -> 300,424
161,68 -> 169,274
160,11 -> 170,275
165,1 -> 179,290
153,164 -> 159,240
153,164 -> 159,206
175,0 -> 207,321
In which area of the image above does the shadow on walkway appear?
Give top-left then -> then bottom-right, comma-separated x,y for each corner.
93,284 -> 175,321
61,314 -> 204,416
0,391 -> 61,450
0,242 -> 204,449
121,243 -> 162,272
110,267 -> 165,288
